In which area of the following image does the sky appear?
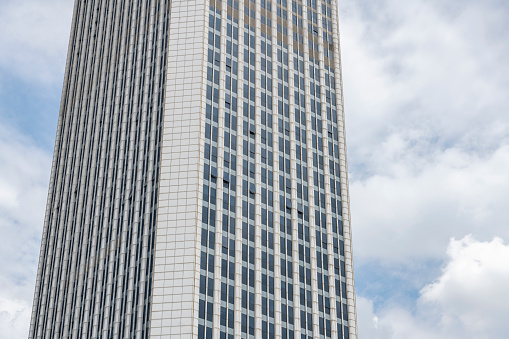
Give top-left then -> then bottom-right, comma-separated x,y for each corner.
0,0 -> 508,338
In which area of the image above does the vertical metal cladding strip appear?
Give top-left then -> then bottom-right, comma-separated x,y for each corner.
28,0 -> 80,337
96,2 -> 121,337
55,0 -> 79,327
55,1 -> 95,337
301,3 -> 321,337
234,3 -> 246,337
74,0 -> 112,334
52,0 -> 101,337
286,7 -> 303,339
98,3 -> 130,337
72,2 -> 110,336
102,0 -> 137,334
89,0 -> 124,336
269,2 -> 283,337
70,0 -> 106,334
108,0 -> 139,333
331,1 -> 358,338
123,0 -> 156,336
58,1 -> 93,337
118,1 -> 151,335
36,0 -> 84,332
254,1 -> 263,338
113,1 -> 148,335
316,3 -> 339,338
137,19 -> 154,329
133,0 -> 165,336
213,1 -> 227,337
94,1 -> 130,336
66,34 -> 93,335
149,0 -> 206,337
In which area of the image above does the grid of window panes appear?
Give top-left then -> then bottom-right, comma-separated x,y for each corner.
200,4 -> 223,338
220,9 -> 240,339
275,40 -> 297,339
199,0 -> 351,338
260,31 -> 276,339
324,61 -> 350,339
320,0 -> 335,62
308,0 -> 350,337
292,48 -> 314,339
240,20 -> 258,339
308,54 -> 332,338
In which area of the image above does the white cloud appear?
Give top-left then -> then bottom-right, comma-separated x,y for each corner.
0,0 -> 73,85
337,0 -> 509,262
351,144 -> 509,262
358,236 -> 509,338
339,0 -> 509,335
339,0 -> 509,168
421,236 -> 509,334
0,295 -> 32,339
0,123 -> 51,338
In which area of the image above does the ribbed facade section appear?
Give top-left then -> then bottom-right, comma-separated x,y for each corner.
30,0 -> 356,338
29,0 -> 171,338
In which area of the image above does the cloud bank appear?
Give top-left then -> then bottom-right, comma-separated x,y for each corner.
358,236 -> 509,339
339,0 -> 509,337
351,145 -> 509,262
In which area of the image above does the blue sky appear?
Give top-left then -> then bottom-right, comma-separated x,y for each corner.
0,0 -> 508,338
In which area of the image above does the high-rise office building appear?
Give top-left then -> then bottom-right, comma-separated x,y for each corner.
29,0 -> 357,338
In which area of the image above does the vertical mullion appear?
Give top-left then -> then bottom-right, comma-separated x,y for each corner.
78,0 -> 115,337
286,4 -> 304,339
268,1 -> 283,338
254,1 -> 264,338
234,3 -> 246,337
301,2 -> 322,338
111,0 -> 146,337
101,0 -> 135,335
316,2 -> 338,337
124,0 -> 156,336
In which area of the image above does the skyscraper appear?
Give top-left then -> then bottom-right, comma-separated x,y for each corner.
29,0 -> 357,338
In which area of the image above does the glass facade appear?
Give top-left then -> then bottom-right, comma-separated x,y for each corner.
30,0 -> 356,338
196,0 -> 356,338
